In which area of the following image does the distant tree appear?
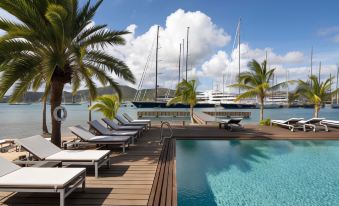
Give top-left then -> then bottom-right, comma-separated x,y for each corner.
167,80 -> 197,123
89,94 -> 120,120
230,59 -> 290,121
296,75 -> 336,117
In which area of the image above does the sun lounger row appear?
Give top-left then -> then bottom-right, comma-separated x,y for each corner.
271,118 -> 339,132
0,113 -> 151,206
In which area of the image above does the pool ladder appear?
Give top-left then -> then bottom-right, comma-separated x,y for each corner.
160,121 -> 173,144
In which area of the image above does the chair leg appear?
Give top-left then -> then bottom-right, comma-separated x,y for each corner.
82,178 -> 86,192
60,190 -> 65,206
94,162 -> 98,178
123,143 -> 126,153
107,155 -> 111,168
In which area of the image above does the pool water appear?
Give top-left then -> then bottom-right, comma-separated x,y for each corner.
176,140 -> 339,206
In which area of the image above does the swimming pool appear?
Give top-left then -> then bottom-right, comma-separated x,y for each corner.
176,140 -> 339,206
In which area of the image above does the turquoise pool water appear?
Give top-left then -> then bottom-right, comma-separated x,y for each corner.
176,140 -> 339,206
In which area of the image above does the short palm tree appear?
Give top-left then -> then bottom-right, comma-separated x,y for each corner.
0,0 -> 135,146
167,79 -> 197,123
296,75 -> 336,118
89,94 -> 120,120
230,59 -> 288,121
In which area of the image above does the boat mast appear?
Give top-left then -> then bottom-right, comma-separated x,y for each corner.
318,61 -> 321,83
222,75 -> 225,94
155,25 -> 159,102
178,43 -> 181,84
310,47 -> 313,77
238,18 -> 241,95
330,73 -> 332,104
186,27 -> 190,81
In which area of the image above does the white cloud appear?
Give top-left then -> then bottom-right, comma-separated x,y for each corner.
108,9 -> 231,89
317,26 -> 339,43
199,43 -> 304,91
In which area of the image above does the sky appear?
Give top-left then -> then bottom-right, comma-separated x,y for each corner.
1,0 -> 339,93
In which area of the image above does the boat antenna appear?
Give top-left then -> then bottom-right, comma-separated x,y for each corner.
155,25 -> 159,102
178,43 -> 181,84
186,27 -> 190,81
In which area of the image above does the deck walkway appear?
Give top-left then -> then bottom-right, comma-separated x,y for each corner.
0,129 -> 163,206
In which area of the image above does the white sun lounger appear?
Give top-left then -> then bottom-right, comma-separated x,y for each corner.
102,118 -> 144,132
123,113 -> 151,129
0,157 -> 86,206
88,120 -> 138,143
321,120 -> 339,128
116,115 -> 149,129
297,118 -> 328,132
218,118 -> 243,131
69,125 -> 131,152
270,118 -> 304,132
15,135 -> 110,178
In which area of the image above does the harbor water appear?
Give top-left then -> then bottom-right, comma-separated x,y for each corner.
0,103 -> 339,140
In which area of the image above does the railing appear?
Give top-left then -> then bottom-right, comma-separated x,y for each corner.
160,121 -> 173,144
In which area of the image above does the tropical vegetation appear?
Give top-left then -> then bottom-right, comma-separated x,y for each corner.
230,59 -> 288,121
89,94 -> 120,120
296,75 -> 336,118
167,79 -> 197,123
0,0 -> 135,146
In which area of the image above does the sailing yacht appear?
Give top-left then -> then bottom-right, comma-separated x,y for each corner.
132,26 -> 215,108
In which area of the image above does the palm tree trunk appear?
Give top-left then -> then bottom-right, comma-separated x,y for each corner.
314,104 -> 320,118
42,97 -> 49,134
50,81 -> 64,147
190,105 -> 194,124
259,97 -> 264,121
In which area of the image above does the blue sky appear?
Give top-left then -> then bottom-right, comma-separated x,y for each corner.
1,0 -> 339,92
91,0 -> 339,56
82,0 -> 339,91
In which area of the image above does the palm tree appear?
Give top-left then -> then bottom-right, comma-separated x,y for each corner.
89,94 -> 120,120
167,79 -> 197,123
230,59 -> 288,121
42,85 -> 50,134
296,75 -> 336,118
0,0 -> 135,146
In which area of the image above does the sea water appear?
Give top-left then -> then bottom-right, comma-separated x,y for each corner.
0,103 -> 339,139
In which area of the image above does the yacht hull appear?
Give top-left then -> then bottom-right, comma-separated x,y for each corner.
132,101 -> 215,108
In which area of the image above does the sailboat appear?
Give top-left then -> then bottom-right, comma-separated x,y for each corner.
220,18 -> 256,109
132,26 -> 215,108
332,65 -> 339,108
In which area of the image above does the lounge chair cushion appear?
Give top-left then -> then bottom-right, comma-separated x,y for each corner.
89,120 -> 138,136
0,167 -> 85,189
69,126 -> 95,141
0,158 -> 20,177
89,136 -> 130,142
45,150 -> 110,161
15,135 -> 61,159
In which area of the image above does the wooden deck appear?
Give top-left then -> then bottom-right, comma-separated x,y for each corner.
0,129 -> 163,206
1,124 -> 339,206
